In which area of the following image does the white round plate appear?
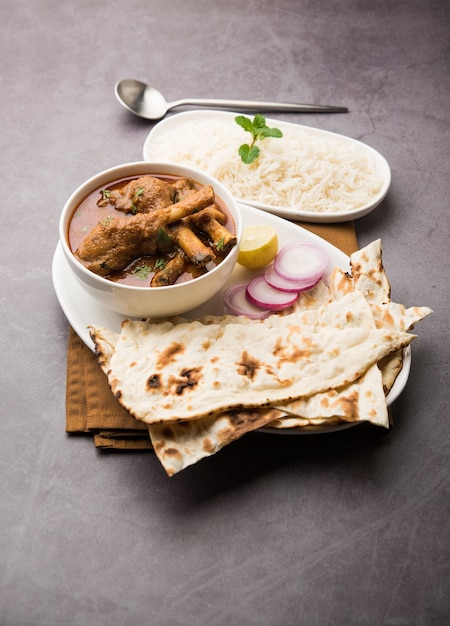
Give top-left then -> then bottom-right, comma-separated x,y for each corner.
52,203 -> 409,429
143,110 -> 391,223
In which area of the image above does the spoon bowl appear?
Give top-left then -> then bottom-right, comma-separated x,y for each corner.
115,79 -> 348,121
115,80 -> 168,120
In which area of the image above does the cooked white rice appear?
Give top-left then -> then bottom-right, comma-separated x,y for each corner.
148,118 -> 383,214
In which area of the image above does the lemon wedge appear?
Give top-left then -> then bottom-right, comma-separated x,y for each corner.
237,225 -> 279,270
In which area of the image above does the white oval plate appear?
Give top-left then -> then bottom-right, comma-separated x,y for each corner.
143,110 -> 391,223
53,202 -> 409,426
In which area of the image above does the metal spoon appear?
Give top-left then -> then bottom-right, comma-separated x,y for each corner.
115,79 -> 348,121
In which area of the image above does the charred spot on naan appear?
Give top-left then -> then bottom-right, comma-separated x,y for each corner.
155,341 -> 185,368
202,438 -> 215,454
170,367 -> 203,395
334,392 -> 359,422
273,336 -> 315,366
146,374 -> 162,389
374,308 -> 396,329
329,268 -> 353,298
153,440 -> 183,462
146,367 -> 204,396
228,408 -> 282,431
236,351 -> 260,380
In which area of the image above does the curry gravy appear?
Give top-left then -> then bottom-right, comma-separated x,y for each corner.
69,174 -> 235,287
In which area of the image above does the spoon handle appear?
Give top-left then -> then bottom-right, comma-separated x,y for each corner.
168,98 -> 348,114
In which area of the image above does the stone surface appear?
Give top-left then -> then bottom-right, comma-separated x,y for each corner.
0,1 -> 448,624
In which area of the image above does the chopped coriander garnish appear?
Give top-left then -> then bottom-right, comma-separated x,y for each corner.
132,264 -> 152,280
156,227 -> 173,248
134,187 -> 145,200
235,114 -> 283,164
101,189 -> 111,200
154,258 -> 168,270
101,216 -> 113,226
131,187 -> 145,214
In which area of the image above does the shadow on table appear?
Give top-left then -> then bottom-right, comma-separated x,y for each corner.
139,422 -> 395,509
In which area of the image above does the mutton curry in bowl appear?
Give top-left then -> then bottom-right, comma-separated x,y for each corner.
59,162 -> 242,317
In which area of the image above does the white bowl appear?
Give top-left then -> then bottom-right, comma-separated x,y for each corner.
59,161 -> 243,317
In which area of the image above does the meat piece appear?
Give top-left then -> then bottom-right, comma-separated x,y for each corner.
169,223 -> 215,267
75,185 -> 215,275
98,176 -> 176,214
187,206 -> 237,252
171,177 -> 197,201
151,250 -> 187,287
193,205 -> 228,225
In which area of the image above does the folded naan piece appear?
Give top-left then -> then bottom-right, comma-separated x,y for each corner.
330,239 -> 433,329
148,407 -> 282,476
271,363 -> 389,428
268,285 -> 389,430
270,243 -> 431,428
90,325 -> 286,474
328,239 -> 432,392
351,238 -> 392,303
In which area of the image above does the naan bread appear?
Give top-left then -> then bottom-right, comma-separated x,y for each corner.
351,239 -> 391,303
90,291 -> 396,474
102,292 -> 413,425
91,326 -> 119,373
328,239 -> 432,392
330,243 -> 432,332
148,408 -> 282,476
89,293 -> 392,474
268,363 -> 388,428
88,238 -> 432,475
378,349 -> 404,394
90,325 -> 287,475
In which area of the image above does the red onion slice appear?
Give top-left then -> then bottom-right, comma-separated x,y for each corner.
264,264 -> 319,292
274,242 -> 328,284
246,275 -> 299,311
224,283 -> 271,319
